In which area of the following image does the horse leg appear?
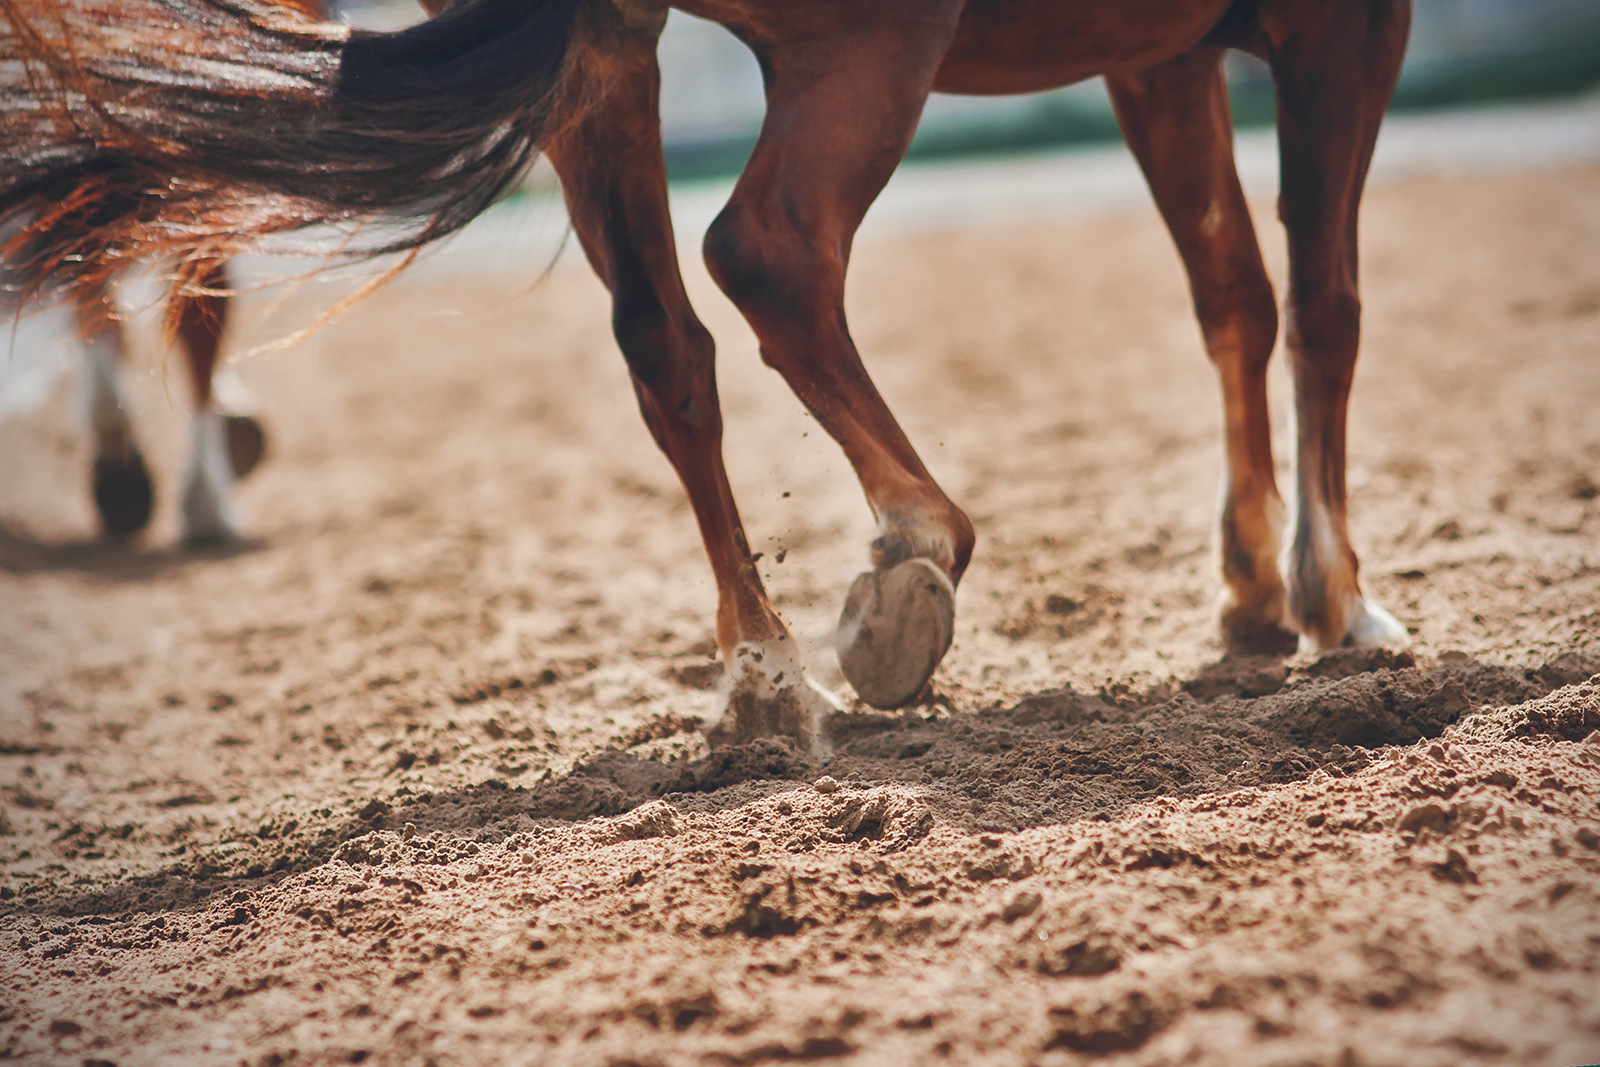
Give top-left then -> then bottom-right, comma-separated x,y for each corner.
178,260 -> 264,477
1106,49 -> 1295,652
543,17 -> 837,752
1267,1 -> 1411,650
703,12 -> 972,709
173,261 -> 244,545
75,289 -> 154,539
180,263 -> 267,482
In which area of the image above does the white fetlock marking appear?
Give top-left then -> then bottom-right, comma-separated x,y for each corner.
1346,598 -> 1409,648
182,408 -> 241,543
1283,490 -> 1408,651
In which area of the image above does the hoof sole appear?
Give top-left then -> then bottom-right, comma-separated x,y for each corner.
836,558 -> 956,709
92,451 -> 154,539
225,414 -> 267,479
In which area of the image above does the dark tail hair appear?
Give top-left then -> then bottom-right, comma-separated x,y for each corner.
0,0 -> 585,303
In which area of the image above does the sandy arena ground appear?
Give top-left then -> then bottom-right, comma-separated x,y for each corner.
1,160 -> 1599,1066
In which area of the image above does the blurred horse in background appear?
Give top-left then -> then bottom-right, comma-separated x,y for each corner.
70,259 -> 265,543
0,0 -> 1413,747
7,0 -> 326,544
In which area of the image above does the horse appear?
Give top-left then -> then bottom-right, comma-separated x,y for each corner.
0,0 -> 1413,750
68,260 -> 266,543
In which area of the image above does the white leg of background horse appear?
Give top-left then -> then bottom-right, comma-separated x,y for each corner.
174,266 -> 248,546
181,405 -> 242,545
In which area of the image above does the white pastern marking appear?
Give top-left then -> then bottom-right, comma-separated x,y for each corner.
182,408 -> 241,543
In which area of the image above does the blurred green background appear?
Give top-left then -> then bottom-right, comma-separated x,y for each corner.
342,0 -> 1600,183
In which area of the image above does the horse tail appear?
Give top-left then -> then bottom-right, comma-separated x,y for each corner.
0,0 -> 586,303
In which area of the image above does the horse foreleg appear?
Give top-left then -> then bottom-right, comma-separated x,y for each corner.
1268,1 -> 1411,650
545,25 -> 837,752
1107,50 -> 1294,652
703,13 -> 971,709
173,261 -> 245,545
74,289 -> 154,539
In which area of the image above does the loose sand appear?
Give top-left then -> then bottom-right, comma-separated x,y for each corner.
1,164 -> 1598,1066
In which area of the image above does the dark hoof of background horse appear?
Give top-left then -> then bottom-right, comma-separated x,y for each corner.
92,451 -> 155,539
836,558 -> 955,709
225,414 -> 267,479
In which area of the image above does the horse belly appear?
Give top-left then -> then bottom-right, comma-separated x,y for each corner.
934,0 -> 1236,95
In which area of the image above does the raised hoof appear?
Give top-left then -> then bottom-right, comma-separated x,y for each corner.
706,643 -> 840,757
224,414 -> 267,479
92,450 -> 154,539
836,557 -> 956,709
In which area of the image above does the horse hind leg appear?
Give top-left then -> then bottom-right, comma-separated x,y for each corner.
173,262 -> 246,546
703,11 -> 972,708
544,22 -> 838,752
1107,49 -> 1295,653
76,291 -> 154,539
1269,0 -> 1411,649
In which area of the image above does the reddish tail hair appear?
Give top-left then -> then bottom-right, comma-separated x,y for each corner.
0,0 -> 585,303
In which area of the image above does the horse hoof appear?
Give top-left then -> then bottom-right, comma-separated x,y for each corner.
225,414 -> 267,479
836,557 -> 955,709
92,450 -> 154,539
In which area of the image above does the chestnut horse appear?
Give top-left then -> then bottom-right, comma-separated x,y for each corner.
0,0 -> 1411,749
